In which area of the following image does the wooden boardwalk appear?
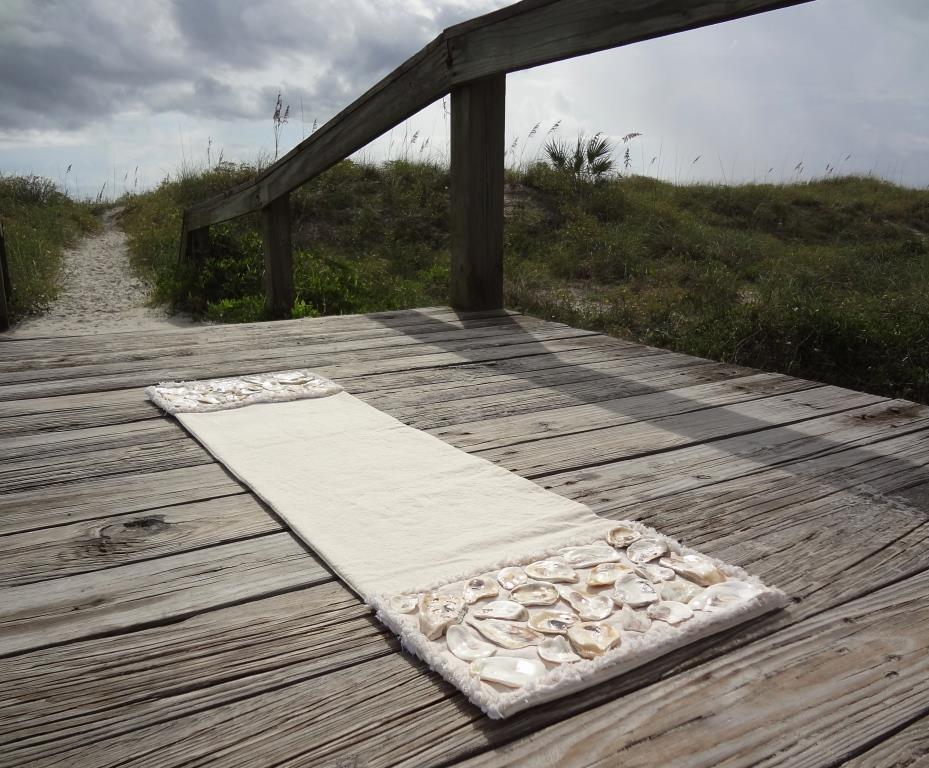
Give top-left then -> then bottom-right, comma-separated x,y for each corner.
1,306 -> 928,767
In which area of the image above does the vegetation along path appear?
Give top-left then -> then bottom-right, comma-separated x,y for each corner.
9,207 -> 199,337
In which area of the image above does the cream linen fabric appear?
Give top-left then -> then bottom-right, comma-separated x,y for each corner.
153,378 -> 788,719
176,391 -> 612,598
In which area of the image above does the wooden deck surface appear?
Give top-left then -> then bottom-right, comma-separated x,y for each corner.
2,306 -> 928,767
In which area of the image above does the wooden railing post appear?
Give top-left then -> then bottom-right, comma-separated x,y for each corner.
261,194 -> 294,319
178,212 -> 210,264
450,73 -> 505,311
0,219 -> 10,332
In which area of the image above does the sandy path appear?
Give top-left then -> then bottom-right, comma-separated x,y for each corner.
9,208 -> 201,337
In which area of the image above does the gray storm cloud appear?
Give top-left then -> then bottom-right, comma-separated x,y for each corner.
0,0 -> 488,132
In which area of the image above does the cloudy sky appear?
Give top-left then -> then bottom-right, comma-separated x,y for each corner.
1,0 -> 927,197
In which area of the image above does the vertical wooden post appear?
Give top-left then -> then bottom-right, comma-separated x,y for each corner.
261,194 -> 294,319
178,212 -> 209,264
0,219 -> 10,332
450,73 -> 506,311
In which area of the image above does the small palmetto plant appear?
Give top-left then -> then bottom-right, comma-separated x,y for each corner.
543,133 -> 622,182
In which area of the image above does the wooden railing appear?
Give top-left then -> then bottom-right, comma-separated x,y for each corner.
181,0 -> 811,317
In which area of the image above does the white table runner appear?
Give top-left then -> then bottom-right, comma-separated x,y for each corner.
148,369 -> 787,718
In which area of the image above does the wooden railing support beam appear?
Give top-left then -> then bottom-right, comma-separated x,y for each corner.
261,194 -> 294,319
178,213 -> 210,264
450,73 -> 506,311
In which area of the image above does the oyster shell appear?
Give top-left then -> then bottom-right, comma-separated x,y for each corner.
418,592 -> 467,640
633,563 -> 675,583
510,580 -> 560,606
557,585 -> 614,621
626,537 -> 669,564
567,622 -> 621,659
528,610 -> 577,635
586,562 -> 633,587
607,525 -> 642,548
470,600 -> 528,621
646,600 -> 694,625
611,574 -> 660,608
463,576 -> 500,603
470,655 -> 547,688
659,553 -> 726,586
389,594 -> 419,614
497,566 -> 528,591
557,545 -> 623,568
660,578 -> 703,605
446,624 -> 497,662
538,635 -> 582,663
690,580 -> 760,611
467,618 -> 543,649
620,603 -> 652,633
524,560 -> 578,583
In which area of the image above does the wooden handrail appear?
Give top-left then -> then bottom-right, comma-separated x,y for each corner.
181,0 -> 812,315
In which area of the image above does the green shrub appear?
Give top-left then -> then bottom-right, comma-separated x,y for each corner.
0,175 -> 98,320
123,164 -> 929,403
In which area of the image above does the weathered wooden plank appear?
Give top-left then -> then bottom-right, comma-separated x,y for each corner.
543,399 -> 929,515
392,359 -> 754,430
0,314 -> 594,387
0,494 -> 278,587
0,339 -> 670,438
0,434 -> 212,494
483,385 -> 881,478
0,389 -> 154,437
450,73 -> 506,310
0,418 -> 181,463
841,699 -> 929,768
0,306 -> 509,361
0,581 -> 385,756
429,371 -> 815,450
0,463 -> 241,536
446,0 -> 812,82
0,324 -> 600,400
0,532 -> 329,657
0,332 -> 611,410
0,306 -> 523,376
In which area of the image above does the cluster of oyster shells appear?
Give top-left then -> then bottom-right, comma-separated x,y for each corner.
388,525 -> 761,690
151,369 -> 342,413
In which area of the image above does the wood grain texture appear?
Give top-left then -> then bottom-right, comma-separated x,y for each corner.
0,494 -> 278,586
447,0 -> 813,82
0,463 -> 241,535
450,74 -> 506,310
0,582 -> 385,758
842,715 -> 929,768
0,532 -> 330,656
260,193 -> 293,317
